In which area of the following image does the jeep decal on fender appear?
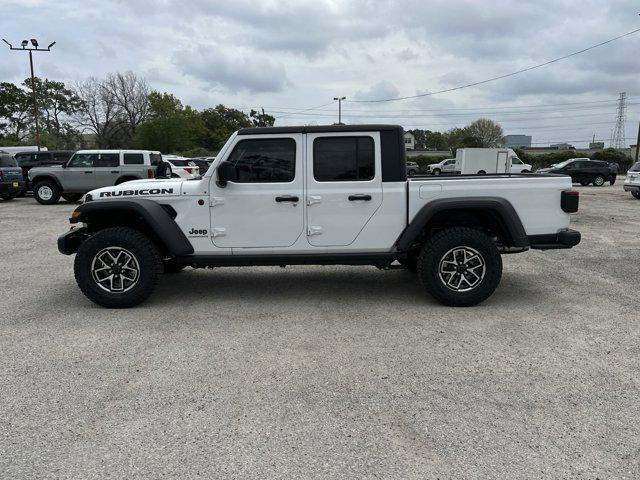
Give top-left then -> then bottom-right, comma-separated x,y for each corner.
99,188 -> 174,198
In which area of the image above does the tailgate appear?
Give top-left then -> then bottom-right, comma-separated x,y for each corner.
1,168 -> 24,182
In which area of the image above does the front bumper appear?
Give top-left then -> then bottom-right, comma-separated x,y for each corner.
623,183 -> 639,193
528,229 -> 581,250
58,227 -> 89,255
0,180 -> 26,195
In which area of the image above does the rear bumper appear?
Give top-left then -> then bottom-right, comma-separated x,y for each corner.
528,229 -> 581,250
0,180 -> 26,194
58,227 -> 89,255
623,184 -> 639,193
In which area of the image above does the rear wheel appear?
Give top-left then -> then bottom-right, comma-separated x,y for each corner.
593,175 -> 605,186
62,193 -> 83,202
74,227 -> 162,308
417,227 -> 502,307
34,180 -> 61,205
477,170 -> 487,175
632,191 -> 640,200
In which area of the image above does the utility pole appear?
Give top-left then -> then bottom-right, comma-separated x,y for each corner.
635,121 -> 640,163
333,96 -> 346,125
610,92 -> 627,149
2,38 -> 56,151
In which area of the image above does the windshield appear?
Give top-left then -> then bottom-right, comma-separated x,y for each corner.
0,155 -> 18,167
551,159 -> 574,169
630,162 -> 640,172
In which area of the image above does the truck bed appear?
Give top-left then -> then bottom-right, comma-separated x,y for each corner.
407,173 -> 573,236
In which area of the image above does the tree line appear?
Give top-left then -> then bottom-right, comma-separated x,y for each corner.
0,72 -> 275,156
406,118 -> 505,151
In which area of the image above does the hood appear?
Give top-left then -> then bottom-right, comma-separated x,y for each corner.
88,178 -> 184,200
28,164 -> 62,177
536,167 -> 554,173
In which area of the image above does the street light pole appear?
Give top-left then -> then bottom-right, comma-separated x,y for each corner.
333,96 -> 346,124
3,38 -> 56,151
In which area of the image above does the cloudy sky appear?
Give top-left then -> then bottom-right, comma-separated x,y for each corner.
2,0 -> 640,146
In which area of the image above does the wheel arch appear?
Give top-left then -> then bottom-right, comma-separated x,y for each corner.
69,199 -> 194,257
395,197 -> 529,252
32,175 -> 63,190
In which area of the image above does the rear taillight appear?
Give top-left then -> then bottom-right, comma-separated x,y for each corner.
184,167 -> 192,174
147,169 -> 154,178
561,190 -> 579,213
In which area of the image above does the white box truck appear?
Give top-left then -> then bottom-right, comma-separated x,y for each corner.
456,148 -> 531,175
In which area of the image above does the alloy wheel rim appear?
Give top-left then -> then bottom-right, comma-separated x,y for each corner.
438,246 -> 486,292
90,247 -> 140,293
39,186 -> 53,201
594,176 -> 604,186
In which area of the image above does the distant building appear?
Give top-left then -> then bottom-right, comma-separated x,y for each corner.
550,143 -> 574,150
404,131 -> 415,150
504,134 -> 532,148
589,142 -> 605,150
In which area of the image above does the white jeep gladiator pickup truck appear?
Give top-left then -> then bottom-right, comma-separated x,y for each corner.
58,125 -> 580,308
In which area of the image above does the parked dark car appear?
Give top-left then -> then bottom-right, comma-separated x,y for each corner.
536,158 -> 616,186
406,161 -> 420,176
0,154 -> 26,201
14,150 -> 74,192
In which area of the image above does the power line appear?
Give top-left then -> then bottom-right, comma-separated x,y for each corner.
350,27 -> 640,103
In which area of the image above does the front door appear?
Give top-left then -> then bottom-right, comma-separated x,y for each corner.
63,153 -> 96,191
306,132 -> 383,247
210,134 -> 304,248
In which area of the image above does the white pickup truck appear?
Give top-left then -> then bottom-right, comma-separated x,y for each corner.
58,125 -> 580,308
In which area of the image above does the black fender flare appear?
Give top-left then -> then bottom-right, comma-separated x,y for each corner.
70,199 -> 194,256
395,197 -> 529,251
31,174 -> 63,191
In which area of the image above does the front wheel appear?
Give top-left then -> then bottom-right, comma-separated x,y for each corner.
417,227 -> 502,307
74,227 -> 162,308
34,180 -> 61,205
432,168 -> 441,176
593,175 -> 605,187
632,191 -> 640,200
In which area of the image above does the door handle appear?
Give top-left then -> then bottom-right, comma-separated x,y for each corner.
348,194 -> 372,201
275,195 -> 299,203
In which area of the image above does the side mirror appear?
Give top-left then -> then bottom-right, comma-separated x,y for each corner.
216,161 -> 238,187
62,163 -> 67,168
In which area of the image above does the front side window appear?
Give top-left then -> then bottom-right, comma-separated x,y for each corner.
94,153 -> 120,168
123,153 -> 144,165
226,138 -> 296,183
68,153 -> 97,168
512,157 -> 523,165
313,136 -> 374,182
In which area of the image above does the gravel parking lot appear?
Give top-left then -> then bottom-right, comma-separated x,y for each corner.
1,181 -> 638,479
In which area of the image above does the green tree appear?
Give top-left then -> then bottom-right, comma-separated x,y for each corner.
133,92 -> 204,153
466,118 -> 504,148
200,105 -> 252,150
249,108 -> 275,127
0,82 -> 32,140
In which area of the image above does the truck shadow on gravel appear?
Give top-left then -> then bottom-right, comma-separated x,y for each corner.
146,267 -> 541,309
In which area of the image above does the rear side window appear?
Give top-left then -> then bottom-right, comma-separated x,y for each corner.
123,153 -> 144,165
15,153 -> 34,165
69,153 -> 97,167
313,136 -> 374,181
226,138 -> 296,183
0,155 -> 18,167
94,153 -> 120,168
150,153 -> 162,166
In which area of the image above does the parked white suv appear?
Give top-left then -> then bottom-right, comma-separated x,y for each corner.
623,161 -> 640,199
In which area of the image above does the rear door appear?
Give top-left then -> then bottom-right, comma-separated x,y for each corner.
210,134 -> 304,248
93,153 -> 122,187
63,153 -> 96,191
306,132 -> 382,246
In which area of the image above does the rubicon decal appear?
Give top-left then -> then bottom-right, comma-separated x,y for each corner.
99,188 -> 174,198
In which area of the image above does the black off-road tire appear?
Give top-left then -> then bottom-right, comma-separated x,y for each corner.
399,257 -> 418,273
632,191 -> 640,200
74,227 -> 162,308
163,259 -> 187,274
34,180 -> 61,205
592,175 -> 605,187
417,227 -> 502,307
62,193 -> 83,202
